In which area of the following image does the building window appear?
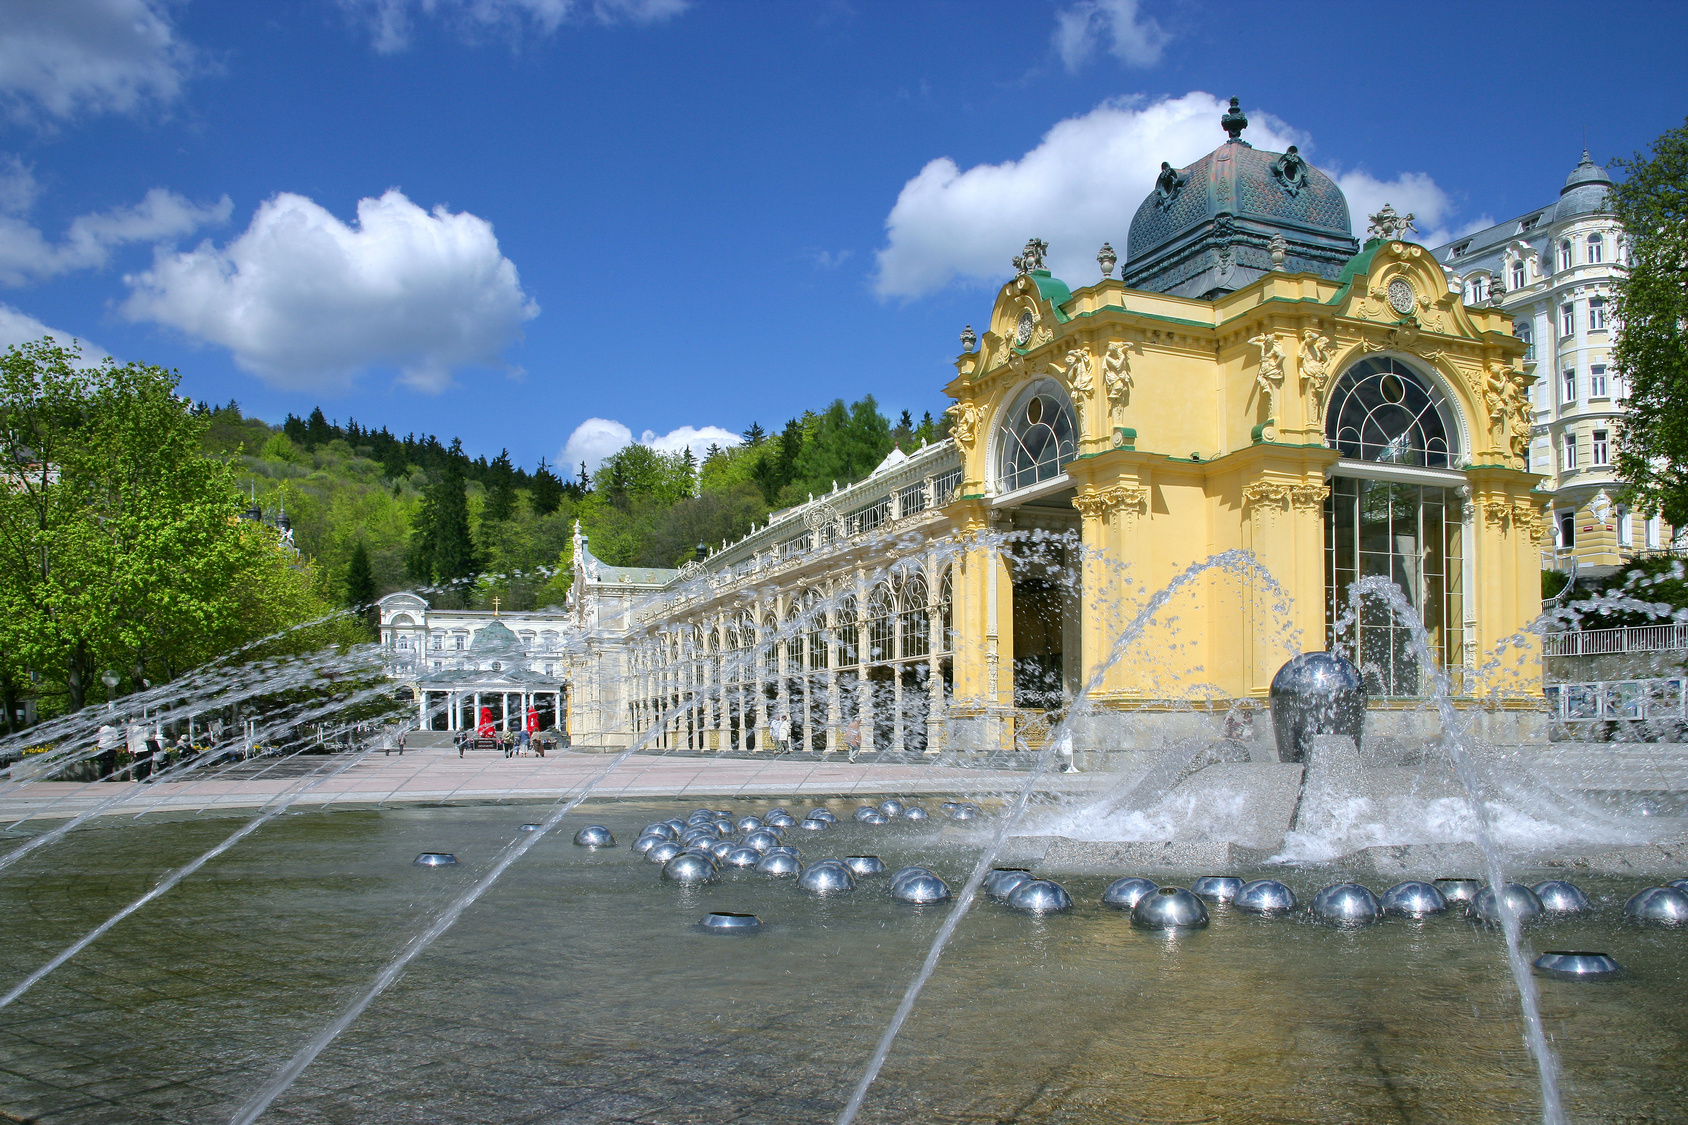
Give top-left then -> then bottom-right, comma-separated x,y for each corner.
1589,298 -> 1607,331
1559,240 -> 1574,271
1466,275 -> 1489,304
1648,515 -> 1663,549
1557,511 -> 1576,550
454,635 -> 464,650
995,379 -> 1077,492
1560,303 -> 1576,336
1587,233 -> 1603,263
1325,480 -> 1465,697
1510,260 -> 1526,290
1589,364 -> 1607,397
1514,320 -> 1534,361
1563,432 -> 1577,470
1592,429 -> 1610,465
1618,507 -> 1633,547
1325,357 -> 1456,467
1448,240 -> 1470,259
1562,368 -> 1576,402
1611,368 -> 1626,399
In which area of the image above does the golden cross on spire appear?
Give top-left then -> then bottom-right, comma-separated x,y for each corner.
491,596 -> 501,616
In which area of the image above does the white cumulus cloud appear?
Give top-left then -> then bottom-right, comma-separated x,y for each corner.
0,0 -> 191,121
0,163 -> 231,286
560,418 -> 740,478
1333,169 -> 1488,250
0,303 -> 111,363
1052,0 -> 1168,71
344,0 -> 688,53
121,189 -> 539,393
873,91 -> 1467,301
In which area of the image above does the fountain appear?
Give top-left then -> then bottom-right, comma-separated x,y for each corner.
0,540 -> 1681,1125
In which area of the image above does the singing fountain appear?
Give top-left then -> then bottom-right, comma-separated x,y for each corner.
0,541 -> 1683,1125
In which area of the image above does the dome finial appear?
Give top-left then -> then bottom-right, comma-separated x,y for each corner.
1221,96 -> 1247,141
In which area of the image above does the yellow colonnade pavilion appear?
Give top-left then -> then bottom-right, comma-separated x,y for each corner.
569,105 -> 1546,754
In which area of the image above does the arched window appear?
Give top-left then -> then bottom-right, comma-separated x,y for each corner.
938,568 -> 954,654
1586,233 -> 1603,263
899,574 -> 930,659
836,594 -> 859,667
1558,240 -> 1574,271
1513,319 -> 1534,363
866,583 -> 895,662
1509,259 -> 1526,291
996,380 -> 1077,492
1326,357 -> 1456,468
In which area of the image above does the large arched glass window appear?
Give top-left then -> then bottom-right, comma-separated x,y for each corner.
996,380 -> 1077,492
1325,357 -> 1456,468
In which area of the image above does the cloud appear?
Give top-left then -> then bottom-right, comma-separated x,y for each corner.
1052,0 -> 1168,71
344,0 -> 688,53
121,189 -> 538,393
1332,169 -> 1489,249
0,171 -> 232,286
875,92 -> 1305,299
0,0 -> 191,120
873,91 -> 1467,300
0,303 -> 111,363
560,418 -> 740,477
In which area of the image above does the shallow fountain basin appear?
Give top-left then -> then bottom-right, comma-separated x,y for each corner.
10,797 -> 1688,1125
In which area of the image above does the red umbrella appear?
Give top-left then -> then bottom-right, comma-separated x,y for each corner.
477,707 -> 495,738
525,708 -> 539,733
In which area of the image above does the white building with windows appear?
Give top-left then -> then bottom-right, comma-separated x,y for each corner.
1433,151 -> 1669,570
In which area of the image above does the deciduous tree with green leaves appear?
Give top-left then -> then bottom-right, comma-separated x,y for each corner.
0,340 -> 353,715
1612,117 -> 1688,526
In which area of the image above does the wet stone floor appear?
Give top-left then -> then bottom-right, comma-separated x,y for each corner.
0,799 -> 1685,1124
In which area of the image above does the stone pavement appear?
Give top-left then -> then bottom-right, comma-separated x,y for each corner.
0,746 -> 1035,822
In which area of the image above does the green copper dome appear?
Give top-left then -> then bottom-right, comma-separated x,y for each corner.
1123,99 -> 1359,300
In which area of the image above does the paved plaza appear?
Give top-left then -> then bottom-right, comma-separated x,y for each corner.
0,746 -> 1034,822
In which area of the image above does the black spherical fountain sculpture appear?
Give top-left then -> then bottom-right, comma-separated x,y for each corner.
1269,651 -> 1366,764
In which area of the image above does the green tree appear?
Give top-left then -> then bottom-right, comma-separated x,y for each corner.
1612,117 -> 1688,526
409,461 -> 475,584
345,540 -> 377,635
483,448 -> 517,523
0,340 -> 349,714
530,457 -> 563,515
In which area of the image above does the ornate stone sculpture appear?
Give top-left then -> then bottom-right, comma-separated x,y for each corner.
1097,243 -> 1117,278
1221,96 -> 1248,140
1299,330 -> 1332,423
1102,340 -> 1132,425
1012,238 -> 1049,275
1508,366 -> 1533,459
946,400 -> 983,449
1242,482 -> 1329,514
960,325 -> 977,353
1063,346 -> 1094,405
1269,233 -> 1288,270
1249,332 -> 1287,420
1073,484 -> 1150,524
1366,203 -> 1418,242
1483,362 -> 1512,448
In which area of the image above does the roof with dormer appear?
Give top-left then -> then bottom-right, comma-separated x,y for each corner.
1122,100 -> 1359,300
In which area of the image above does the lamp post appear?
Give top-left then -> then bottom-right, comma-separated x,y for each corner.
100,669 -> 119,712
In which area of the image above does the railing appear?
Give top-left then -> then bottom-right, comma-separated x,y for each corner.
933,467 -> 962,508
1541,622 -> 1688,656
1546,677 -> 1685,723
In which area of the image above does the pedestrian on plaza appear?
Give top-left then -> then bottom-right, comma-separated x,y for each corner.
771,714 -> 791,754
397,728 -> 406,756
844,718 -> 861,762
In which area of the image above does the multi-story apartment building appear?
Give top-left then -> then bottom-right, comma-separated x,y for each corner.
1433,152 -> 1672,573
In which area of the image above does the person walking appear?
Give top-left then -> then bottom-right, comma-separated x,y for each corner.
771,713 -> 791,754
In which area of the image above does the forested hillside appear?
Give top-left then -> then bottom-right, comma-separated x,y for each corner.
207,398 -> 950,614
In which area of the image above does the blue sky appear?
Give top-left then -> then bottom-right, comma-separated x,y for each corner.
3,0 -> 1684,477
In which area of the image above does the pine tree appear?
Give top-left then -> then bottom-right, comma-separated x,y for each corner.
345,541 -> 378,634
742,421 -> 767,446
305,406 -> 333,448
409,463 -> 476,583
483,448 -> 517,523
530,457 -> 564,515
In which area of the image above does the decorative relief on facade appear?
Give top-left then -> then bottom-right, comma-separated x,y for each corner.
947,400 -> 983,449
1073,484 -> 1149,524
1102,340 -> 1132,425
1249,332 -> 1287,420
1012,238 -> 1049,275
1481,500 -> 1514,529
1298,330 -> 1333,423
1063,345 -> 1095,407
1514,500 -> 1549,544
1242,482 -> 1328,513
